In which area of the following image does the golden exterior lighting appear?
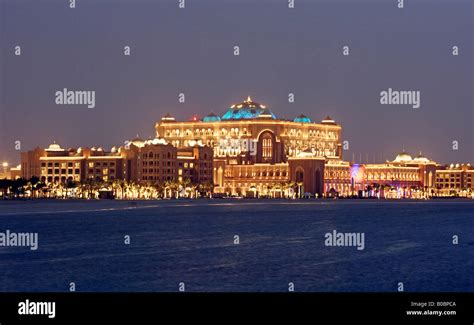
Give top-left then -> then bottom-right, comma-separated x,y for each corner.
17,97 -> 473,199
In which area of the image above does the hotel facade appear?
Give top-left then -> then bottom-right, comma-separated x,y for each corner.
19,97 -> 473,198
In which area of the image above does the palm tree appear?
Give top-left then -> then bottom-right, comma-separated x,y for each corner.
84,178 -> 96,199
66,179 -> 77,198
181,177 -> 191,198
171,180 -> 180,199
266,184 -> 275,198
0,179 -> 11,198
200,181 -> 214,198
189,182 -> 198,198
36,181 -> 47,198
29,176 -> 40,198
12,178 -> 28,198
376,183 -> 381,197
164,180 -> 172,199
153,182 -> 163,199
285,181 -> 297,199
111,179 -> 125,199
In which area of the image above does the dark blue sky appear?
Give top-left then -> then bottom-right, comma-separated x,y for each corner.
1,0 -> 472,165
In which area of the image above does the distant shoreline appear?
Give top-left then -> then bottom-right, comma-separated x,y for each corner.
1,197 -> 473,203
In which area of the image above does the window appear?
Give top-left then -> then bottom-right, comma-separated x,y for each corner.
262,137 -> 273,159
296,170 -> 304,182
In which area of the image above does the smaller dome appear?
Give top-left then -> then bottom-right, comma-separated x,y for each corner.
131,135 -> 145,147
146,137 -> 168,146
46,142 -> 64,152
294,114 -> 311,123
161,113 -> 176,122
111,146 -> 117,153
321,116 -> 336,124
413,151 -> 430,163
394,151 -> 413,163
202,112 -> 221,122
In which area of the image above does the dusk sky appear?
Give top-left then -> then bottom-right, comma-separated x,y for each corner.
1,0 -> 472,165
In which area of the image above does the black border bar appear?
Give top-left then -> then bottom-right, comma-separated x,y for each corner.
0,292 -> 472,322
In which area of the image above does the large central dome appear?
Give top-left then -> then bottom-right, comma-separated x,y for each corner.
221,96 -> 276,120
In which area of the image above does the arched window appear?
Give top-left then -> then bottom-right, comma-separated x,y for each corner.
296,170 -> 304,183
262,137 -> 273,159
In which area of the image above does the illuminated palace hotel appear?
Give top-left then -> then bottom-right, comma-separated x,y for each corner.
19,96 -> 473,198
156,97 -> 472,198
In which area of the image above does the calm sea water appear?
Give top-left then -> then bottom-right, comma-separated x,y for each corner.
0,199 -> 472,292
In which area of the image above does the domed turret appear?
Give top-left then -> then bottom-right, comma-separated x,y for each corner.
412,151 -> 432,164
202,112 -> 221,122
131,135 -> 145,148
394,150 -> 413,163
294,114 -> 311,123
161,113 -> 176,122
321,116 -> 336,125
45,141 -> 64,152
146,137 -> 168,146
